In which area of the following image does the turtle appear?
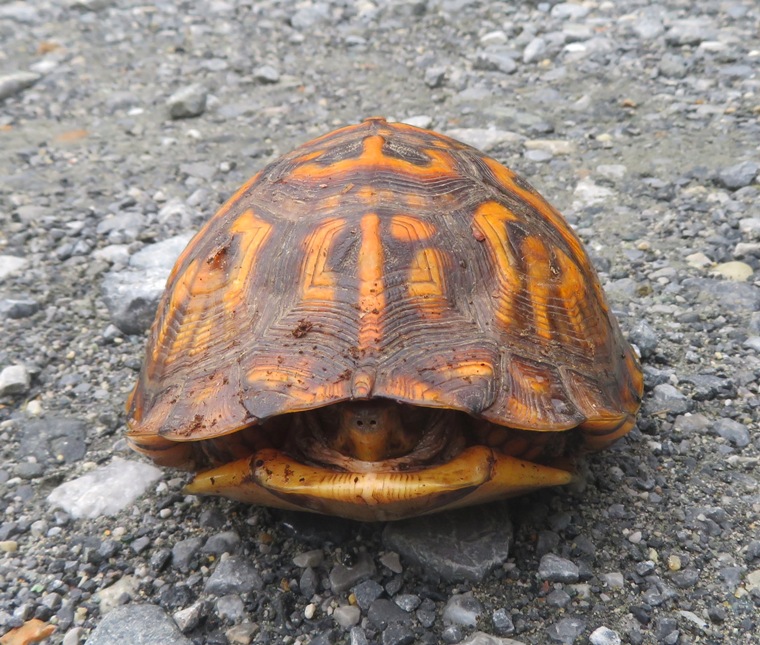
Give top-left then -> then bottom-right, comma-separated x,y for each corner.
126,117 -> 643,522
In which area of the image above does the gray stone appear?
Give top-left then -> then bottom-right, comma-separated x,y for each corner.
367,598 -> 412,630
167,84 -> 207,119
352,579 -> 384,611
740,218 -> 760,240
711,418 -> 750,448
131,536 -> 151,554
350,626 -> 369,645
381,623 -> 416,645
157,198 -> 199,227
600,572 -> 625,589
100,270 -> 167,334
523,37 -> 547,64
539,554 -> 580,583
550,3 -> 590,19
19,417 -> 88,463
205,556 -> 264,595
630,13 -> 664,40
547,616 -> 586,644
658,53 -> 689,79
644,384 -> 693,416
102,233 -> 194,334
68,0 -> 115,10
629,320 -> 658,359
665,18 -> 716,46
63,627 -> 86,645
15,462 -> 44,479
253,65 -> 280,84
0,298 -> 40,319
329,552 -> 376,593
746,540 -> 760,563
290,4 -> 330,29
0,365 -> 31,395
492,608 -> 515,635
718,162 -> 758,190
0,72 -> 41,101
475,51 -> 517,75
0,3 -> 40,23
382,505 -> 512,583
85,604 -> 191,645
546,589 -> 571,608
202,531 -> 241,555
379,551 -> 403,573
172,537 -> 204,572
423,66 -> 446,88
299,567 -> 318,598
215,594 -> 245,623
393,594 -> 421,612
670,568 -> 699,589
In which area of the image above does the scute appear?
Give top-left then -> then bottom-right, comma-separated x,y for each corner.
126,117 -> 643,503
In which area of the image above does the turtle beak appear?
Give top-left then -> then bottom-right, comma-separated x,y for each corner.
185,446 -> 573,522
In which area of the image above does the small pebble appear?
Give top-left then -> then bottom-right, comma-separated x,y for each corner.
167,84 -> 207,119
333,605 -> 361,628
442,593 -> 483,627
539,554 -> 580,583
590,626 -> 622,645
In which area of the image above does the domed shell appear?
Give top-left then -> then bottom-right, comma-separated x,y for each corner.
126,117 -> 642,468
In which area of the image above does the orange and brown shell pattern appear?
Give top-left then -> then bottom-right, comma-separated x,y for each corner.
126,117 -> 643,521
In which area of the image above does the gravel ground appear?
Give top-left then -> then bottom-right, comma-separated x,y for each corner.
1,1 -> 759,644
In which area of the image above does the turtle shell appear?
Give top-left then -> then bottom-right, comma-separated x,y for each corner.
126,117 -> 643,520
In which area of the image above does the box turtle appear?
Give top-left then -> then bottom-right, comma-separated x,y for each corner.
126,117 -> 643,521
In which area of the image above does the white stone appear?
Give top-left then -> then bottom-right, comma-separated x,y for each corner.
678,610 -> 708,631
524,139 -> 576,156
600,572 -> 625,588
746,569 -> 760,592
402,115 -> 433,129
686,252 -> 714,269
0,255 -> 28,281
739,218 -> 760,239
332,605 -> 361,628
480,30 -> 508,46
711,261 -> 753,282
47,457 -> 162,518
596,164 -> 627,180
92,244 -> 130,265
590,626 -> 621,645
0,364 -> 31,395
456,632 -> 527,645
0,71 -> 40,100
292,549 -> 323,568
445,128 -> 523,152
735,242 -> 760,257
96,575 -> 139,614
572,179 -> 615,208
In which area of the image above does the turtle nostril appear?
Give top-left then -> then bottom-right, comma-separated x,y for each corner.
356,420 -> 364,427
369,419 -> 377,426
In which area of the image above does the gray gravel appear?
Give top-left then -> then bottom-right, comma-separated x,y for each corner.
1,0 -> 760,644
